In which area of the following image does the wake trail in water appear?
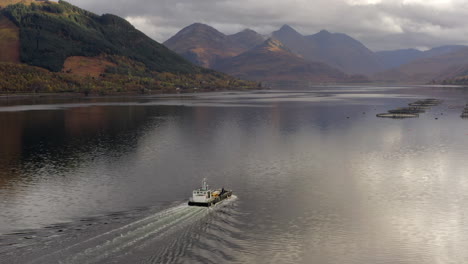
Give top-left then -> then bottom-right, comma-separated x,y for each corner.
28,204 -> 204,264
143,195 -> 242,264
27,196 -> 239,264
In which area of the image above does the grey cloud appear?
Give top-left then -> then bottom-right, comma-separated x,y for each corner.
67,0 -> 468,51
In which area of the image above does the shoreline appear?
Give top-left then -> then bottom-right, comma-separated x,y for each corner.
0,87 -> 264,101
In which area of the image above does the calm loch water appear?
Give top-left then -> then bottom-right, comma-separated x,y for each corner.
1,86 -> 468,263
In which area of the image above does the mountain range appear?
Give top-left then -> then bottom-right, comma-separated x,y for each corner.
272,25 -> 384,75
2,0 -> 467,88
214,38 -> 367,83
164,23 -> 265,68
164,23 -> 468,84
165,23 -> 370,83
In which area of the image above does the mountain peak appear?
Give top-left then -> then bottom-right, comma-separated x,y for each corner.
227,28 -> 265,50
240,28 -> 257,34
187,22 -> 209,28
317,29 -> 331,36
179,23 -> 221,35
279,24 -> 297,33
230,28 -> 260,38
272,24 -> 303,40
165,23 -> 265,68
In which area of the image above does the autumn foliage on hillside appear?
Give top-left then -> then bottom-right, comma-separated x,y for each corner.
0,60 -> 259,95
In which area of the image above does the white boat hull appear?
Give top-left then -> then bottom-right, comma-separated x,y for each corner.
188,191 -> 232,207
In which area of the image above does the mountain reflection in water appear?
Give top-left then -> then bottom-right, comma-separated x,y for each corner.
1,86 -> 468,264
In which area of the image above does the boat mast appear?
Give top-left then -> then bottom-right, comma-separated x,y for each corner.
202,178 -> 208,190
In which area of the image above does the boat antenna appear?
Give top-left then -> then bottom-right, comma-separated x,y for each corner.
202,178 -> 207,190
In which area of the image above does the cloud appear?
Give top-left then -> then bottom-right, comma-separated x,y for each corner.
67,0 -> 468,51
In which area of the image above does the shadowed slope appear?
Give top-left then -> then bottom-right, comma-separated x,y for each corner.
214,38 -> 368,83
272,25 -> 383,75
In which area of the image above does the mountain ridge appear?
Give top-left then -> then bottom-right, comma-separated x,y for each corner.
376,45 -> 468,70
164,23 -> 265,68
304,27 -> 384,74
214,38 -> 369,83
373,47 -> 468,83
269,24 -> 385,74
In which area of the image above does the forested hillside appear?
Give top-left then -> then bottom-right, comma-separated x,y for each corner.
1,1 -> 196,73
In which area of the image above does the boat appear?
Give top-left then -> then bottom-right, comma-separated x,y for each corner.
188,178 -> 232,207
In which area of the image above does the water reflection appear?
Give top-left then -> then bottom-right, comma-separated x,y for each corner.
1,87 -> 468,263
0,113 -> 24,189
0,105 -> 177,231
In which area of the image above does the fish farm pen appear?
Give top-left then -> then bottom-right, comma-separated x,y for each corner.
376,113 -> 419,118
377,99 -> 442,119
387,107 -> 426,114
461,104 -> 468,118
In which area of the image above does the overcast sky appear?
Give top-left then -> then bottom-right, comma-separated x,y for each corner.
68,0 -> 468,51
